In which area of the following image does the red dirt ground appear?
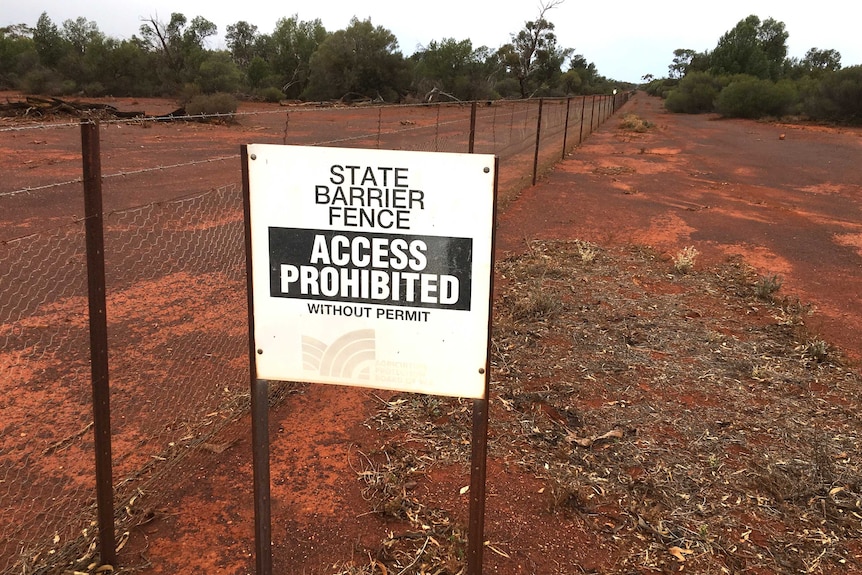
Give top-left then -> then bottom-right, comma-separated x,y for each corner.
125,94 -> 862,574
4,92 -> 862,574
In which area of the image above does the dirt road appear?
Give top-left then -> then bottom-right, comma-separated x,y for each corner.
500,93 -> 862,361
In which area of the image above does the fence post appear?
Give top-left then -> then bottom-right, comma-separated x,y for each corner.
469,101 -> 477,153
242,146 -> 274,575
81,119 -> 117,569
578,96 -> 586,144
532,98 -> 544,186
561,97 -> 571,159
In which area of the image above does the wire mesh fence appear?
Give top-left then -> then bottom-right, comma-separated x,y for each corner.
0,93 -> 627,574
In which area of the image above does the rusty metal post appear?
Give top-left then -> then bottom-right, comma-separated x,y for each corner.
469,101 -> 477,154
562,97 -> 572,159
467,397 -> 490,575
532,98 -> 544,186
242,146 -> 273,575
81,120 -> 116,569
466,158 -> 498,575
578,96 -> 586,144
590,95 -> 597,133
376,107 -> 382,149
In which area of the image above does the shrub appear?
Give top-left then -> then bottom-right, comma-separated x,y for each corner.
644,78 -> 677,98
20,66 -> 68,96
82,82 -> 107,97
185,93 -> 238,118
256,87 -> 284,103
177,83 -> 202,106
803,66 -> 862,124
715,76 -> 798,119
755,274 -> 783,299
673,246 -> 699,274
665,72 -> 724,114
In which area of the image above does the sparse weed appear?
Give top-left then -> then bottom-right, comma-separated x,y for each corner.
673,246 -> 699,274
511,287 -> 563,321
755,274 -> 783,299
800,339 -> 829,363
576,240 -> 598,263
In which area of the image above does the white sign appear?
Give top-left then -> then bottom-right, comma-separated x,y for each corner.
246,144 -> 496,399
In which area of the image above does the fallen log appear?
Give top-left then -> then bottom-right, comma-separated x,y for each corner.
0,96 -> 145,119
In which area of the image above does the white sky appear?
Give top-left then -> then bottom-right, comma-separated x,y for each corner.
3,1 -> 860,84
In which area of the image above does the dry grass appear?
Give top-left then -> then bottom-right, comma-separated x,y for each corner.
339,240 -> 862,574
619,113 -> 654,133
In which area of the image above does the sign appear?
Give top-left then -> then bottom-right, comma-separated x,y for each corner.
246,144 -> 496,399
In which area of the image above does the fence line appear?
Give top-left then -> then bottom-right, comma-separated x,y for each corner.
0,92 -> 629,574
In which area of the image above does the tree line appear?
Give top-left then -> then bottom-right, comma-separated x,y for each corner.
645,15 -> 861,124
0,4 -> 630,106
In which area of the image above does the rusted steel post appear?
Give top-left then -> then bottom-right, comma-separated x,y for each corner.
469,101 -> 478,153
562,97 -> 572,159
242,146 -> 273,575
81,120 -> 116,569
532,98 -> 544,186
467,397 -> 490,575
467,159 -> 497,575
578,96 -> 586,144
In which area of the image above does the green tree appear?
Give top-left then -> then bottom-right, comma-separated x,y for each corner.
410,38 -> 495,100
246,55 -> 273,90
196,50 -> 242,93
801,48 -> 841,73
267,15 -> 328,98
708,15 -> 788,80
225,20 -> 259,69
94,38 -> 159,96
139,13 -> 217,90
302,17 -> 409,102
57,18 -> 105,92
566,54 -> 605,93
497,0 -> 571,98
32,12 -> 66,68
62,17 -> 102,56
0,24 -> 36,88
669,48 -> 697,79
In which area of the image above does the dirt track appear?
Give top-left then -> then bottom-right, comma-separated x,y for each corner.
500,94 -> 862,362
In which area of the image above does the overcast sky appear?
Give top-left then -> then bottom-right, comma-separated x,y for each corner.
3,1 -> 860,83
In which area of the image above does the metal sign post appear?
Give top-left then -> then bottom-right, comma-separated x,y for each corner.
243,144 -> 497,575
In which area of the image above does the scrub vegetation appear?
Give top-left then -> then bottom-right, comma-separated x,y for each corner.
644,15 -> 861,124
0,2 -> 626,107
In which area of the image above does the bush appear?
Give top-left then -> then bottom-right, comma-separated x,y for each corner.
185,93 -> 238,118
20,66 -> 68,96
256,87 -> 284,103
715,76 -> 798,119
664,72 -> 724,114
803,66 -> 862,124
493,78 -> 522,99
644,78 -> 677,98
177,83 -> 202,106
82,82 -> 107,97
